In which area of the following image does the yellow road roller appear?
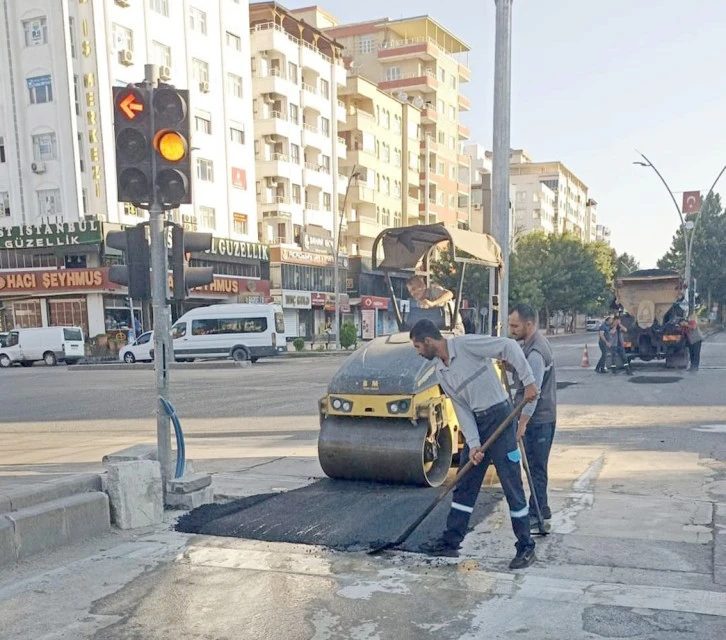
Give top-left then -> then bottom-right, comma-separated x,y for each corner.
318,223 -> 503,487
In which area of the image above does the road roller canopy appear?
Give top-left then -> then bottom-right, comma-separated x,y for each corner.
371,223 -> 503,271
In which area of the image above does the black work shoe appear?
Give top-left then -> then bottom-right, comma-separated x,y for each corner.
509,547 -> 536,569
419,539 -> 460,557
530,516 -> 551,533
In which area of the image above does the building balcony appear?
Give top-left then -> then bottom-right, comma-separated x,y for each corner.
421,107 -> 438,124
379,70 -> 438,94
257,153 -> 303,181
377,39 -> 438,63
304,162 -> 332,189
250,22 -> 300,61
336,99 -> 346,124
256,111 -> 291,138
258,196 -> 297,216
347,147 -> 378,167
342,108 -> 376,133
458,123 -> 470,140
337,136 -> 347,160
348,216 -> 385,240
420,136 -> 439,152
254,69 -> 289,96
301,82 -> 327,114
458,94 -> 471,111
301,123 -> 329,152
300,42 -> 333,77
350,184 -> 376,204
458,63 -> 471,83
406,197 -> 420,219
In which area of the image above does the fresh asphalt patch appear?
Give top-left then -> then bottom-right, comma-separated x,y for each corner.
175,478 -> 500,553
628,376 -> 683,384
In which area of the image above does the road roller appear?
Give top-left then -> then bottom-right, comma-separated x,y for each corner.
318,223 -> 503,487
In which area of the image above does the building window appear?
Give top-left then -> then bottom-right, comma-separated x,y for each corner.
0,137 -> 5,163
82,189 -> 88,215
226,31 -> 241,51
439,68 -> 446,83
393,115 -> 401,134
393,181 -> 401,198
27,75 -> 53,104
320,79 -> 329,99
37,189 -> 62,217
112,24 -> 133,51
196,158 -> 214,182
288,62 -> 298,84
229,126 -> 245,144
233,213 -> 248,235
192,59 -> 209,83
32,132 -> 57,161
199,206 -> 215,229
0,191 -> 9,217
189,7 -> 207,34
450,76 -> 457,90
323,193 -> 331,211
227,73 -> 242,97
438,131 -> 445,144
289,103 -> 299,124
290,144 -> 300,165
152,41 -> 171,67
449,105 -> 456,120
292,184 -> 301,204
73,75 -> 80,115
77,133 -> 85,172
384,110 -> 391,129
321,155 -> 331,174
437,161 -> 445,175
23,16 -> 48,47
321,117 -> 330,137
149,0 -> 169,17
68,17 -> 76,57
195,114 -> 211,134
394,149 -> 401,167
359,36 -> 375,54
385,67 -> 401,81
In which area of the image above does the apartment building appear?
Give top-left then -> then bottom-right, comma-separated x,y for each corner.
337,74 -> 421,257
321,13 -> 472,229
249,2 -> 349,338
0,0 -> 266,337
596,223 -> 611,244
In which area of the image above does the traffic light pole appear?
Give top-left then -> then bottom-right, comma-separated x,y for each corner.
146,64 -> 173,491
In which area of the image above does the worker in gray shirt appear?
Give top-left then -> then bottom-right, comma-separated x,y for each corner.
508,303 -> 557,532
409,319 -> 540,570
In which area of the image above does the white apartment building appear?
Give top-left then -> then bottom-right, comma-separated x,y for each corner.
596,223 -> 611,244
0,0 -> 257,240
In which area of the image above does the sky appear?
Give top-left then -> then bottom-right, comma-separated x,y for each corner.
284,0 -> 726,268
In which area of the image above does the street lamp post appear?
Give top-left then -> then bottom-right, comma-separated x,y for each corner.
634,151 -> 726,314
334,165 -> 360,350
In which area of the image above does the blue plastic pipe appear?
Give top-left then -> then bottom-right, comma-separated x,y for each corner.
159,397 -> 185,479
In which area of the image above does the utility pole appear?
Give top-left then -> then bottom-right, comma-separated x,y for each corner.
331,56 -> 342,350
491,0 -> 514,335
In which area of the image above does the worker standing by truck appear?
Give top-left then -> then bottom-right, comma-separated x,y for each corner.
409,318 -> 540,569
609,316 -> 632,375
596,316 -> 613,374
683,313 -> 703,373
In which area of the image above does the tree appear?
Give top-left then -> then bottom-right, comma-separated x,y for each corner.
658,192 -> 726,311
430,249 -> 491,307
614,252 -> 640,278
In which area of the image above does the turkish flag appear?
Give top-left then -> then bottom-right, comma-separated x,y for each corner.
682,191 -> 701,214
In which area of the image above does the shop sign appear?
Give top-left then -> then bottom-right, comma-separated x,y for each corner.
302,233 -> 333,253
311,292 -> 326,307
282,290 -> 312,309
0,221 -> 103,249
167,274 -> 270,297
231,167 -> 247,190
211,237 -> 269,261
361,295 -> 389,310
324,293 -> 350,313
361,309 -> 376,340
0,267 -> 118,294
281,248 -> 347,269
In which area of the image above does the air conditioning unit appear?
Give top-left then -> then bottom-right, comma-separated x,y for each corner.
115,0 -> 130,6
473,203 -> 482,210
264,95 -> 276,105
266,177 -> 278,188
159,65 -> 172,81
118,49 -> 133,66
31,161 -> 46,174
199,81 -> 210,93
85,213 -> 107,222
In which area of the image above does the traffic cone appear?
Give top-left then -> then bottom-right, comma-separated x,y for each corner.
581,345 -> 590,368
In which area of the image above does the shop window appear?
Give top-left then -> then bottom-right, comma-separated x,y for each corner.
8,300 -> 42,329
49,298 -> 88,337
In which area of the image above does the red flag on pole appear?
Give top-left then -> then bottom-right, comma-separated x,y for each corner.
682,191 -> 701,214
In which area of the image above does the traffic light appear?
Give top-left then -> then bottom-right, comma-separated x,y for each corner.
153,88 -> 192,207
171,225 -> 213,301
106,224 -> 151,300
113,87 -> 153,204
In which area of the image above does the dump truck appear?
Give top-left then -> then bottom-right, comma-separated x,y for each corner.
614,269 -> 689,369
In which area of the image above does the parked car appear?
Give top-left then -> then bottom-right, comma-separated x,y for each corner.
586,318 -> 602,332
119,331 -> 153,363
0,326 -> 85,367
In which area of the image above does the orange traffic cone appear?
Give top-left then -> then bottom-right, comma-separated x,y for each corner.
581,345 -> 590,368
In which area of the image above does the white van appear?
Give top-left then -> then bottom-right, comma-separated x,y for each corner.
169,303 -> 285,362
0,326 -> 85,367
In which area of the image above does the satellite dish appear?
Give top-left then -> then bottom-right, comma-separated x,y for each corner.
397,92 -> 408,102
413,97 -> 424,108
350,60 -> 363,71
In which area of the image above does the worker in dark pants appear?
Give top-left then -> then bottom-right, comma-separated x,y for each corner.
683,313 -> 703,373
508,303 -> 557,533
409,319 -> 539,570
595,316 -> 612,373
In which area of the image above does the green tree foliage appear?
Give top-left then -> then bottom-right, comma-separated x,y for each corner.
339,321 -> 358,350
430,249 -> 491,306
614,252 -> 640,278
658,193 -> 726,309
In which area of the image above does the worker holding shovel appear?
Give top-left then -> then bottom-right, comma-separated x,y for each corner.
409,319 -> 540,569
